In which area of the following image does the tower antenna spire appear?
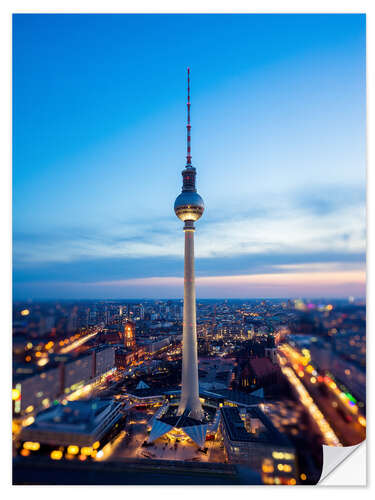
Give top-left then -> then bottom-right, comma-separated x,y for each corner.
186,67 -> 192,166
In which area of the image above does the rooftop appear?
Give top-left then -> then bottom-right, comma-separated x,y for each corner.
21,399 -> 119,435
126,386 -> 180,399
221,406 -> 291,447
249,357 -> 278,378
13,345 -> 115,383
202,388 -> 263,407
161,403 -> 214,424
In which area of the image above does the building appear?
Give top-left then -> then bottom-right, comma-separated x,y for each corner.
265,347 -> 278,364
94,346 -> 116,378
141,336 -> 171,354
198,358 -> 235,391
123,320 -> 136,350
115,346 -> 136,369
13,365 -> 61,417
220,406 -> 297,484
126,381 -> 167,407
18,399 -> 124,459
239,357 -> 280,391
133,304 -> 145,321
99,329 -> 122,345
115,344 -> 146,371
13,346 -> 116,417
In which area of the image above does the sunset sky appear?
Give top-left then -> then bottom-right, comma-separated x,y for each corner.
13,14 -> 366,299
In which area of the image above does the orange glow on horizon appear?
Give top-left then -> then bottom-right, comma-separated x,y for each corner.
89,269 -> 365,294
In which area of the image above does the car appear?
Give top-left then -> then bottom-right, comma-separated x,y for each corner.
337,407 -> 353,423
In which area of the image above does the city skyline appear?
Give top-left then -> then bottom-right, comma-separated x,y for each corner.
12,295 -> 366,484
13,14 -> 366,300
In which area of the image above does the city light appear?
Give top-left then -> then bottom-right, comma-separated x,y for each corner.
262,459 -> 274,473
272,451 -> 295,460
280,345 -> 364,425
50,450 -> 63,460
22,416 -> 35,427
279,363 -> 342,447
23,441 -> 40,451
12,389 -> 21,401
358,416 -> 366,427
59,329 -> 101,354
67,445 -> 79,455
324,376 -> 359,415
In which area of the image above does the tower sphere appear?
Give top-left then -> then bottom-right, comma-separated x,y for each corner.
174,190 -> 204,222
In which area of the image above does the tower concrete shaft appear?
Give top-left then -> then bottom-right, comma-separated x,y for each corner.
177,222 -> 204,420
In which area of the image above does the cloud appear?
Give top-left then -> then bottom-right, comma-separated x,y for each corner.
13,249 -> 365,285
13,184 -> 365,265
13,269 -> 365,300
292,183 -> 365,216
13,181 -> 365,299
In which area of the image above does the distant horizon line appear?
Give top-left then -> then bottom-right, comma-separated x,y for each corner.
13,296 -> 366,303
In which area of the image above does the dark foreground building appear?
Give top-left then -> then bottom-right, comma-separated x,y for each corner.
13,457 -> 262,485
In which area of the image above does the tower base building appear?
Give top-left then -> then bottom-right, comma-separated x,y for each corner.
148,406 -> 208,448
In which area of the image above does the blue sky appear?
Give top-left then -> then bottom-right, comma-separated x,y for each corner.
13,14 -> 366,299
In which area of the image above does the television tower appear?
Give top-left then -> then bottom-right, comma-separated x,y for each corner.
174,68 -> 205,421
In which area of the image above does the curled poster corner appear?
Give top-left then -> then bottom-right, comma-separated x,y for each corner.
318,441 -> 366,486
